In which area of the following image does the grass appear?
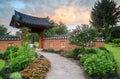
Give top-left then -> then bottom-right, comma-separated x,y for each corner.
105,43 -> 120,68
0,59 -> 5,70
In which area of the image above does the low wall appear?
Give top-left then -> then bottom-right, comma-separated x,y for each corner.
0,41 -> 21,52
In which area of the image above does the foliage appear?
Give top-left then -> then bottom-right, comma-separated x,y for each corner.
86,48 -> 97,54
69,25 -> 98,47
9,44 -> 35,72
10,72 -> 23,79
112,38 -> 120,46
80,54 -> 92,65
30,33 -> 39,43
0,60 -> 5,70
0,76 -> 2,79
0,25 -> 10,35
73,47 -> 86,55
43,22 -> 68,37
20,27 -> 31,46
90,0 -> 120,38
0,67 -> 12,79
4,46 -> 19,56
21,58 -> 51,79
9,27 -> 35,72
60,50 -> 74,58
98,46 -> 108,51
46,48 -> 54,52
110,26 -> 120,39
15,31 -> 21,36
80,48 -> 117,78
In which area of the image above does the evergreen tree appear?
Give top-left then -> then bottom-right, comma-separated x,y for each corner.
90,0 -> 120,39
0,25 -> 10,35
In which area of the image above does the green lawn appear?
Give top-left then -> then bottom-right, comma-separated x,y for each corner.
105,44 -> 120,68
0,59 -> 5,70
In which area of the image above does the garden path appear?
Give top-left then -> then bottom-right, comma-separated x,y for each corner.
39,52 -> 85,79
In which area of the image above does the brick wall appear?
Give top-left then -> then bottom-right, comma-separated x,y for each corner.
43,38 -> 105,50
43,38 -> 76,50
0,41 -> 21,52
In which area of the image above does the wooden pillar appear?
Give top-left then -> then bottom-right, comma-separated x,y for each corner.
38,32 -> 43,49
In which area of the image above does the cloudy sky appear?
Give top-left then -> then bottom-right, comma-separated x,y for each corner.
0,0 -> 120,34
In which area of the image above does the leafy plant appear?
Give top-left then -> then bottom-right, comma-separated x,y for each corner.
61,50 -> 74,58
86,48 -> 96,54
112,38 -> 120,46
81,49 -> 117,77
4,46 -> 19,56
69,25 -> 97,47
0,60 -> 5,70
9,45 -> 35,72
46,48 -> 54,52
10,72 -> 23,79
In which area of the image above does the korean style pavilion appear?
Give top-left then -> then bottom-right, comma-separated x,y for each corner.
10,11 -> 52,49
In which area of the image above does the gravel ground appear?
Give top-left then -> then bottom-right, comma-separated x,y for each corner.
39,52 -> 85,79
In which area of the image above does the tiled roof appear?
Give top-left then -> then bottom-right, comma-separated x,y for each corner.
96,37 -> 105,42
0,36 -> 20,41
10,11 -> 52,27
44,34 -> 105,42
43,34 -> 69,39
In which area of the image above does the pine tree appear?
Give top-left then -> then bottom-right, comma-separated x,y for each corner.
90,0 -> 120,39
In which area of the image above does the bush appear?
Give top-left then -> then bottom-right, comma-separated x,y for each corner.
73,48 -> 87,59
10,72 -> 23,79
81,49 -> 117,78
99,46 -> 108,51
0,76 -> 2,79
46,48 -> 54,52
61,50 -> 74,58
21,58 -> 51,79
80,54 -> 92,65
0,60 -> 5,70
4,46 -> 19,56
9,44 -> 35,72
86,48 -> 96,54
112,38 -> 120,46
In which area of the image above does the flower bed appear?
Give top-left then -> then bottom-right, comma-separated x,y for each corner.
21,58 -> 51,79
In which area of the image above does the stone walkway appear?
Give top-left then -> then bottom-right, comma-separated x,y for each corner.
39,52 -> 85,79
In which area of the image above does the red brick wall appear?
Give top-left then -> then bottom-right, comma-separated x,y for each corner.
43,38 -> 76,50
95,42 -> 105,48
0,41 -> 21,52
43,38 -> 105,50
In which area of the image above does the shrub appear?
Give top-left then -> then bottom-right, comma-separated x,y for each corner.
10,72 -> 23,79
61,50 -> 74,58
112,38 -> 120,46
0,67 -> 12,79
9,44 -> 35,72
0,60 -> 5,70
81,51 -> 117,77
4,46 -> 19,56
21,58 -> 51,79
0,76 -> 2,79
46,48 -> 54,52
86,48 -> 96,54
80,54 -> 92,65
99,46 -> 108,51
73,48 -> 87,59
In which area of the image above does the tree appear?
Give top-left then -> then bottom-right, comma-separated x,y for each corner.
43,22 -> 68,37
20,27 -> 31,46
69,25 -> 98,47
15,31 -> 21,36
0,25 -> 10,35
90,0 -> 120,39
